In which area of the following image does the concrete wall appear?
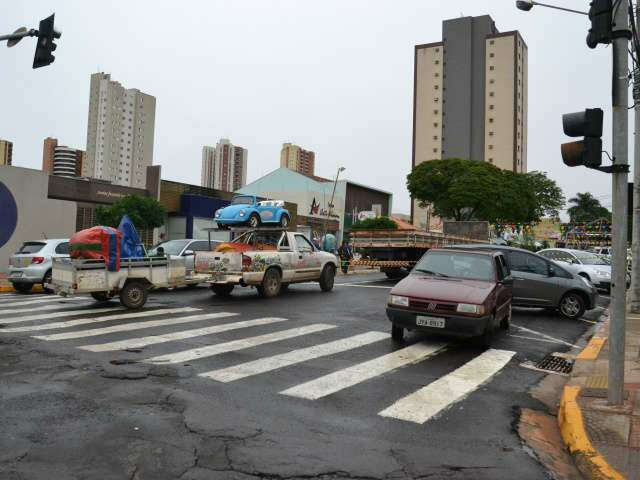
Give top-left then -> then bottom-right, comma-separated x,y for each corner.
0,166 -> 77,275
443,221 -> 489,241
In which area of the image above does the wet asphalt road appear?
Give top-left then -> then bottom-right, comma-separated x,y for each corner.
0,273 -> 607,479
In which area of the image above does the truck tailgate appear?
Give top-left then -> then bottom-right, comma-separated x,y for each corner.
195,251 -> 242,273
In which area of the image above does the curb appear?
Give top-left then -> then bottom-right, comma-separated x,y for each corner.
558,385 -> 625,479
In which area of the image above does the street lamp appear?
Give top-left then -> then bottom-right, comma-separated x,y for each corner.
515,0 -> 587,16
324,167 -> 346,240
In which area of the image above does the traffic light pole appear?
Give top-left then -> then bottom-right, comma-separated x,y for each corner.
609,2 -> 629,405
631,4 -> 640,314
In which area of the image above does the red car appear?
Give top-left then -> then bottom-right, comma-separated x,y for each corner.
386,248 -> 513,346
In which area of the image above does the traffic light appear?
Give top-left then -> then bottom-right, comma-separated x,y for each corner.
587,0 -> 612,48
33,14 -> 60,69
561,108 -> 604,169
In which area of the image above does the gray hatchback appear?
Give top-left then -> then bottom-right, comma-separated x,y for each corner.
8,239 -> 70,293
451,244 -> 597,319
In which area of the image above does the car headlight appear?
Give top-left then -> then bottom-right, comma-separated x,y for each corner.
595,270 -> 610,278
239,210 -> 246,217
389,295 -> 409,307
456,303 -> 485,315
215,210 -> 221,218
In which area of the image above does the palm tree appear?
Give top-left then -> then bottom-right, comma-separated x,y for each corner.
567,192 -> 611,223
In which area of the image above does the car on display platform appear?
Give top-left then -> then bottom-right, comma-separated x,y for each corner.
8,239 -> 70,293
537,248 -> 612,293
386,248 -> 513,346
214,195 -> 291,229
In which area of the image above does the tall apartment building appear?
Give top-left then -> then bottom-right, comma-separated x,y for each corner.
0,139 -> 13,166
412,15 -> 528,229
200,138 -> 248,192
42,137 -> 87,177
280,143 -> 315,177
85,72 -> 156,188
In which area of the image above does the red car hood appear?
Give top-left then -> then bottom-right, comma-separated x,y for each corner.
391,275 -> 496,304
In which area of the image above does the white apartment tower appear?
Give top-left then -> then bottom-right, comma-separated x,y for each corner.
201,138 -> 248,192
85,72 -> 156,188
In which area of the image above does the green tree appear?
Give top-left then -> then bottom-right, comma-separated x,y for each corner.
96,195 -> 166,229
566,192 -> 611,223
406,159 -> 565,226
351,216 -> 398,231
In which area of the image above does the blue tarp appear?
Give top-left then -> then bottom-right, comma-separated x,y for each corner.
118,215 -> 145,258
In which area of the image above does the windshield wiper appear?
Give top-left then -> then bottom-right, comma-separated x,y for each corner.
414,269 -> 449,278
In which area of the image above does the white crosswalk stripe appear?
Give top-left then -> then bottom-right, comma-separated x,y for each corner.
0,307 -> 199,333
144,323 -> 336,365
378,348 -> 515,424
280,341 -> 447,400
34,312 -> 238,341
201,331 -> 389,383
0,296 -> 86,308
79,317 -> 289,352
0,303 -> 93,317
0,307 -> 123,325
0,294 -> 50,303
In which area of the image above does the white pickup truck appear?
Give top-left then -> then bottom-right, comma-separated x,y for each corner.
195,230 -> 339,298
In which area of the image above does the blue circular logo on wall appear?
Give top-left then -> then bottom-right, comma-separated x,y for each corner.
0,181 -> 18,249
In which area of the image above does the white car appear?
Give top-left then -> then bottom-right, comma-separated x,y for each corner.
538,248 -> 611,292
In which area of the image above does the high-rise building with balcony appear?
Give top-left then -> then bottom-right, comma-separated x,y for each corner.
201,138 -> 248,192
280,143 -> 315,177
42,137 -> 86,178
85,72 -> 156,188
0,139 -> 13,166
411,15 -> 527,229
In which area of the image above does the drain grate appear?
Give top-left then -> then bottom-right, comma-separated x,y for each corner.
534,354 -> 574,374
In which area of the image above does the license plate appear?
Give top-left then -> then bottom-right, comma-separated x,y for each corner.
416,315 -> 445,328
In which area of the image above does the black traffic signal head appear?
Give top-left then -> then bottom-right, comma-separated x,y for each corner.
33,14 -> 61,69
587,0 -> 612,49
561,108 -> 604,169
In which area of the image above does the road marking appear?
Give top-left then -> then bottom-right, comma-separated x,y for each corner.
511,324 -> 579,348
0,307 -> 200,333
34,311 -> 234,341
378,348 -> 515,424
0,303 -> 91,317
578,318 -> 597,325
0,296 -> 86,308
508,334 -> 572,346
0,294 -> 50,303
334,284 -> 393,289
0,307 -> 123,325
79,317 -> 288,352
144,323 -> 336,364
280,341 -> 447,400
201,331 -> 389,382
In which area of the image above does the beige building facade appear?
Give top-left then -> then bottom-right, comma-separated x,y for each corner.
0,139 -> 13,166
201,138 -> 248,192
280,143 -> 315,177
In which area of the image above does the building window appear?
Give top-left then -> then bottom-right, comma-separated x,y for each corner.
434,97 -> 439,102
489,40 -> 495,45
433,109 -> 439,115
489,158 -> 494,163
435,60 -> 440,64
488,145 -> 494,150
434,85 -> 439,90
489,79 -> 495,84
434,72 -> 439,78
489,105 -> 494,110
433,135 -> 438,140
489,91 -> 494,97
489,131 -> 494,136
433,122 -> 438,128
489,53 -> 495,58
489,65 -> 495,71
433,148 -> 438,153
435,48 -> 440,52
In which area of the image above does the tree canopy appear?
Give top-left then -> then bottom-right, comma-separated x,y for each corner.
96,195 -> 166,229
567,192 -> 611,223
406,159 -> 565,225
351,216 -> 398,231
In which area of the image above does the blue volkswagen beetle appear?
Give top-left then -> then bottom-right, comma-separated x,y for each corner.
215,195 -> 291,229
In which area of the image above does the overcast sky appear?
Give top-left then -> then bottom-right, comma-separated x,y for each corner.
0,0 -> 625,215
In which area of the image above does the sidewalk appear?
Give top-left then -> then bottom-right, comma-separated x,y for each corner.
559,304 -> 640,479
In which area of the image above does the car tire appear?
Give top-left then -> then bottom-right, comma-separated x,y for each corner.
500,305 -> 512,330
119,281 -> 148,309
391,324 -> 404,342
248,214 -> 260,228
319,265 -> 336,292
558,292 -> 586,319
280,214 -> 290,228
91,291 -> 115,302
12,283 -> 32,293
259,268 -> 281,298
211,284 -> 234,297
42,269 -> 53,293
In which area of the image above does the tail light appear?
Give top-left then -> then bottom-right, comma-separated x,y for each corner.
31,257 -> 45,264
242,255 -> 252,272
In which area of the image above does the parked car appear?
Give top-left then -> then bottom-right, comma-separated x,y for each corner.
147,238 -> 221,277
452,244 -> 598,319
592,246 -> 612,258
537,248 -> 612,293
8,239 -> 70,293
386,248 -> 512,346
214,195 -> 291,229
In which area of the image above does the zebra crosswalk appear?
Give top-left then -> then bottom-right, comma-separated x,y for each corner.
0,293 -> 516,425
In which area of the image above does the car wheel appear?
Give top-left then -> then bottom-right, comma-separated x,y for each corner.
12,283 -> 32,293
500,304 -> 512,330
211,284 -> 234,297
319,264 -> 336,292
119,281 -> 148,309
42,269 -> 53,293
280,214 -> 290,228
558,292 -> 586,319
248,214 -> 260,228
391,324 -> 404,342
91,291 -> 115,302
259,268 -> 281,298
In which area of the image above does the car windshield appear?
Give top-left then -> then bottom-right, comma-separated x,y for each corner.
148,240 -> 191,256
231,196 -> 254,206
572,251 -> 609,265
17,242 -> 46,254
413,251 -> 495,281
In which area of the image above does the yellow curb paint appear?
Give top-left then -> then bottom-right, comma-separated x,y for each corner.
558,385 -> 625,480
0,286 -> 45,293
577,337 -> 606,361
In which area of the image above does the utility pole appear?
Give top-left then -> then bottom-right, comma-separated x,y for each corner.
631,4 -> 640,314
609,1 -> 629,405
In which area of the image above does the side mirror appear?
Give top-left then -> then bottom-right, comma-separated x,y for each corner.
183,250 -> 195,256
